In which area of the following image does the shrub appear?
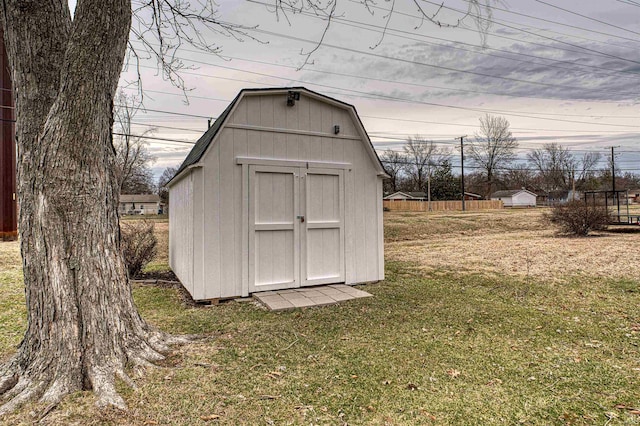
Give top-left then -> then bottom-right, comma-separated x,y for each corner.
120,220 -> 158,278
545,200 -> 610,237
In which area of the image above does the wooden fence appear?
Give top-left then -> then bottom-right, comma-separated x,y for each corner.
383,199 -> 503,212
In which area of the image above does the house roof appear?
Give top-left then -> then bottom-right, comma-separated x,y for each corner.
120,194 -> 161,203
406,191 -> 427,198
383,191 -> 427,199
491,189 -> 537,198
464,192 -> 482,198
167,87 -> 388,186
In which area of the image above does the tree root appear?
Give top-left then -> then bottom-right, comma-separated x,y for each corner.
0,331 -> 194,416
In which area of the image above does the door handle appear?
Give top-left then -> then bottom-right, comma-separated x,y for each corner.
297,215 -> 305,223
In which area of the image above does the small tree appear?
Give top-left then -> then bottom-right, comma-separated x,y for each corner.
120,220 -> 157,278
431,159 -> 460,200
545,200 -> 610,237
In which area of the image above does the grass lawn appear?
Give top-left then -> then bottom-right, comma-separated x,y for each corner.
1,210 -> 639,425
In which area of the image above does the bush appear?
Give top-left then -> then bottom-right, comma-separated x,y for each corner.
121,220 -> 158,278
545,200 -> 610,237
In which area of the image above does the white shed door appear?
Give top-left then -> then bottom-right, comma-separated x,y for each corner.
248,166 -> 300,292
248,166 -> 344,292
302,168 -> 345,286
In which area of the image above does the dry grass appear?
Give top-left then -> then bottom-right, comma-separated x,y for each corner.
0,210 -> 639,425
386,209 -> 640,282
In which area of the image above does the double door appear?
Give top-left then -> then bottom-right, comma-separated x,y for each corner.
248,165 -> 345,293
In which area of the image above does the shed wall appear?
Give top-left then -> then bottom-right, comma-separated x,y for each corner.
196,92 -> 383,299
512,192 -> 536,207
169,172 -> 195,294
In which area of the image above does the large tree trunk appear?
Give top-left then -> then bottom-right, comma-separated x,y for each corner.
0,0 -> 180,414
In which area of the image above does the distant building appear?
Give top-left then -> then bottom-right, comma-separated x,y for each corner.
491,189 -> 537,208
119,194 -> 164,215
463,192 -> 483,201
383,191 -> 427,201
627,189 -> 640,204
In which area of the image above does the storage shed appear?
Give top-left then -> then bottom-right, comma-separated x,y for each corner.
490,189 -> 537,207
167,87 -> 388,301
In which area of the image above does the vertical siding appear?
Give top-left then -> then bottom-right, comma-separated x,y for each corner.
377,178 -> 384,280
231,128 -> 248,297
219,128 -> 236,298
191,91 -> 384,299
192,168 -> 205,299
169,173 -> 194,294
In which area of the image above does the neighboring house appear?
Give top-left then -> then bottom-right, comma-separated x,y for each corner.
490,189 -> 537,207
167,87 -> 389,301
383,191 -> 427,201
549,190 -> 580,205
627,189 -> 640,204
119,194 -> 164,215
463,192 -> 483,201
537,190 -> 581,206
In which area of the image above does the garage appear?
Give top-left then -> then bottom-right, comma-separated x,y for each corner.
167,87 -> 388,301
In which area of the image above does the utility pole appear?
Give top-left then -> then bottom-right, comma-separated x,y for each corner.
611,146 -> 616,194
611,146 -> 619,218
458,136 -> 467,211
0,31 -> 17,241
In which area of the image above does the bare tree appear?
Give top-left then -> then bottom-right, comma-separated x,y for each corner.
379,149 -> 405,193
467,114 -> 518,198
528,143 -> 602,193
576,152 -> 601,190
0,0 -> 495,415
502,164 -> 536,192
527,143 -> 573,192
157,166 -> 178,204
114,90 -> 156,194
403,137 -> 449,209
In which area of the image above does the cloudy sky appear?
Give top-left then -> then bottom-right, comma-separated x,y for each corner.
96,0 -> 640,178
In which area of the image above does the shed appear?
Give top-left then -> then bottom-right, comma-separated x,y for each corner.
490,189 -> 537,207
167,87 -> 388,301
383,191 -> 427,201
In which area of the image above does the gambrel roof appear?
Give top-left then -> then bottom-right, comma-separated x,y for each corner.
167,87 -> 388,186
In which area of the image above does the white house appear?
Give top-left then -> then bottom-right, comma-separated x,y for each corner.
383,191 -> 427,201
490,189 -> 537,208
167,87 -> 389,301
119,194 -> 164,215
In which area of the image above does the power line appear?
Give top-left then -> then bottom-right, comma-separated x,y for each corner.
454,0 -> 640,45
113,132 -> 197,145
533,0 -> 640,38
246,0 -> 640,83
127,39 -> 640,108
615,0 -> 640,7
115,106 -> 211,119
226,24 -> 640,100
417,0 -> 640,66
133,61 -> 640,130
119,84 -> 640,134
129,121 -> 208,133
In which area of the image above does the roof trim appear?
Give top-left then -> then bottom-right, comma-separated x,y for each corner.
167,87 -> 389,186
491,189 -> 538,198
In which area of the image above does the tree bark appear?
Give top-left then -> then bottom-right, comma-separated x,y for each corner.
0,0 -> 181,414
